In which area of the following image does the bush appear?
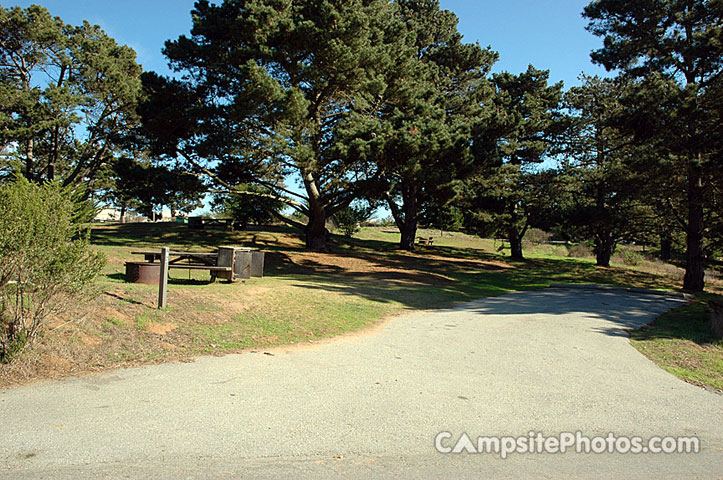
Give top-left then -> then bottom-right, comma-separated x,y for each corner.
378,216 -> 396,227
333,203 -> 374,237
0,178 -> 105,362
567,243 -> 593,258
523,228 -> 552,247
615,248 -> 644,266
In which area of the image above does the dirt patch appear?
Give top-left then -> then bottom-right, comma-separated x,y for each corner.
77,333 -> 104,346
101,306 -> 133,326
144,322 -> 178,335
44,355 -> 72,371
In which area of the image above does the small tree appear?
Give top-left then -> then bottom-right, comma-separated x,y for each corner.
333,203 -> 374,237
0,177 -> 105,362
105,156 -> 205,221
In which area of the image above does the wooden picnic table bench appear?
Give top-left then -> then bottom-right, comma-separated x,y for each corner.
417,236 -> 434,246
130,250 -> 221,266
128,247 -> 257,283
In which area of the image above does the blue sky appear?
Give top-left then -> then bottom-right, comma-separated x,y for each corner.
7,0 -> 609,87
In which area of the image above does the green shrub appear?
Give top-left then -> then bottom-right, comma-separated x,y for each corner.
378,216 -> 396,227
616,248 -> 644,266
523,228 -> 552,246
567,242 -> 593,258
0,178 -> 105,362
333,204 -> 374,237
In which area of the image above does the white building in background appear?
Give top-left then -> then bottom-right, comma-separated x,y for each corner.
94,207 -> 121,222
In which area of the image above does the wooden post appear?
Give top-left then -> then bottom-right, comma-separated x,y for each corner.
158,247 -> 169,308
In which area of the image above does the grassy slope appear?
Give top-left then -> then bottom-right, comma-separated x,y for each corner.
629,295 -> 723,391
1,223 -> 718,388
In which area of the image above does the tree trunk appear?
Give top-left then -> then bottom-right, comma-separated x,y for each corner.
399,222 -> 417,251
301,170 -> 330,251
398,185 -> 419,251
509,228 -> 524,260
384,184 -> 420,251
305,208 -> 329,251
120,204 -> 127,224
660,234 -> 672,262
683,160 -> 705,292
595,235 -> 615,267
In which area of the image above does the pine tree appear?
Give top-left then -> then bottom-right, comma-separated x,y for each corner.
463,66 -> 563,260
583,0 -> 723,291
0,5 -> 142,189
148,0 -> 396,250
335,0 -> 497,250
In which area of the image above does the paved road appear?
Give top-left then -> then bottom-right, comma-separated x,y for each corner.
1,288 -> 721,478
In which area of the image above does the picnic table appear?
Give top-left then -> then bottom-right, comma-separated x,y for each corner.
417,236 -> 435,246
129,247 -> 255,282
130,250 -> 224,266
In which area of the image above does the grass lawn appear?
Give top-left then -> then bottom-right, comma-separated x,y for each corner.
629,295 -> 723,392
1,223 -> 720,389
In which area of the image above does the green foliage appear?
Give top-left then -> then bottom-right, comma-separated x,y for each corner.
0,5 -> 142,189
463,167 -> 562,259
333,203 -> 374,237
461,66 -> 563,259
215,185 -> 285,229
419,203 -> 464,233
557,76 -> 651,267
523,228 -> 552,246
0,177 -> 105,362
378,216 -> 396,228
336,0 -> 497,250
108,156 -> 205,218
149,0 -> 398,250
567,243 -> 593,259
583,0 -> 723,290
615,248 -> 644,267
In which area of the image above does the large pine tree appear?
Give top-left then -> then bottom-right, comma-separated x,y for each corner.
462,66 -> 563,260
0,5 -> 142,189
336,0 -> 497,250
583,0 -> 723,291
151,0 -> 396,250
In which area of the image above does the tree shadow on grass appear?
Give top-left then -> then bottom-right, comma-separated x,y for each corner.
95,222 -> 689,336
103,291 -> 153,308
628,298 -> 723,346
106,273 -> 127,282
90,223 -> 306,252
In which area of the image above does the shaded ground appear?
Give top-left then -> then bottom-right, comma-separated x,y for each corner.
630,296 -> 723,391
